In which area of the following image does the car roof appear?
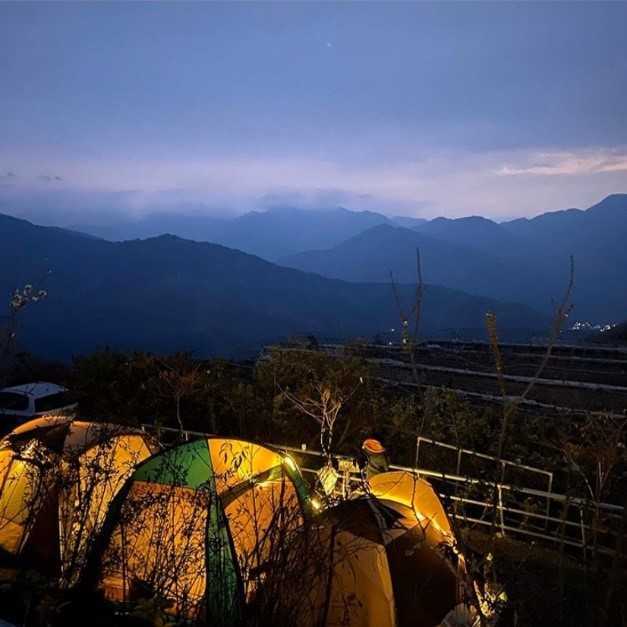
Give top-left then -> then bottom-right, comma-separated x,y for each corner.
0,382 -> 68,399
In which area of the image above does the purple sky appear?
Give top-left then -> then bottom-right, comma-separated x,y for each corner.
1,2 -> 627,224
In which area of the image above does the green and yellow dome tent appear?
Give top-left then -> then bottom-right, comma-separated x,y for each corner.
0,416 -> 156,583
83,437 -> 314,625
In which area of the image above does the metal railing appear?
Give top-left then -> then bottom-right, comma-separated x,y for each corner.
415,436 -> 555,529
415,436 -> 554,493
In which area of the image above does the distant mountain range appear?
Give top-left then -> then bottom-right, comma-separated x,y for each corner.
72,207 -> 395,261
70,193 -> 627,322
70,195 -> 627,322
281,194 -> 627,322
0,213 -> 546,359
72,208 -> 433,261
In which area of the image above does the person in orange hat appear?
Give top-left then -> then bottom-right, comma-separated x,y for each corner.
360,437 -> 389,480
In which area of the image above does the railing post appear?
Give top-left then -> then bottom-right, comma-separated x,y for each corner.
414,436 -> 422,477
580,507 -> 587,563
545,473 -> 554,530
454,448 -> 463,516
498,485 -> 506,536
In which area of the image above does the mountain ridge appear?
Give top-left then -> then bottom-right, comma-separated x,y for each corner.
5,192 -> 626,323
279,194 -> 627,321
71,206 -> 395,261
0,213 -> 547,359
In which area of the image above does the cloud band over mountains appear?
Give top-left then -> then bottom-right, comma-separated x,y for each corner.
2,146 -> 627,225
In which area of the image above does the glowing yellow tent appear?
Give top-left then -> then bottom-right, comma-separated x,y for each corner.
270,470 -> 472,627
369,470 -> 454,539
85,437 -> 313,625
0,416 -> 155,582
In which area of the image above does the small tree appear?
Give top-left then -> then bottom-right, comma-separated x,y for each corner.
263,350 -> 368,455
155,353 -> 203,433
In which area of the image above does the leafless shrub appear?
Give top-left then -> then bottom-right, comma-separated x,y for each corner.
390,248 -> 423,389
486,255 -> 575,528
0,282 -> 48,383
155,353 -> 203,433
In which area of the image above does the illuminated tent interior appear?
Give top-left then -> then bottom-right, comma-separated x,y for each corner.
0,416 -> 155,583
85,438 -> 313,625
271,470 -> 472,627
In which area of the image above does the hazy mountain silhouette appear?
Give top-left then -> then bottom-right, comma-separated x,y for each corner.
415,216 -> 523,257
280,194 -> 627,321
72,213 -> 229,244
280,224 -> 507,293
501,194 -> 627,321
10,193 -> 625,324
73,206 -> 434,261
0,213 -> 546,359
74,206 -> 393,261
391,216 -> 428,229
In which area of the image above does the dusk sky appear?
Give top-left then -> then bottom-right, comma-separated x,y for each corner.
2,1 -> 627,224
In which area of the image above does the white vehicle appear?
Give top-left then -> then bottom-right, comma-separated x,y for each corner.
0,382 -> 77,434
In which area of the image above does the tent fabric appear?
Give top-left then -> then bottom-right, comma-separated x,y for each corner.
0,417 -> 155,582
368,471 -> 453,537
0,446 -> 44,556
98,439 -> 243,623
0,439 -> 59,565
322,500 -> 398,627
9,415 -> 70,437
92,437 -> 311,625
383,504 -> 460,627
273,473 -> 467,627
100,481 -> 213,614
59,431 -> 155,583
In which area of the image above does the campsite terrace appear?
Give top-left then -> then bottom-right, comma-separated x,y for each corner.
263,341 -> 627,416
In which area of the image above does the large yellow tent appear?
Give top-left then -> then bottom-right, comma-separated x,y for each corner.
270,470 -> 473,627
85,437 -> 314,625
0,416 -> 155,583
